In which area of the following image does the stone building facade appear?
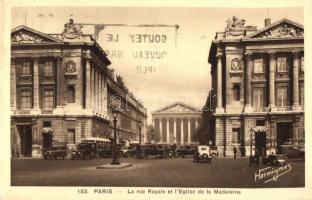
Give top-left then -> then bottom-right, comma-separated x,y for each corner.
11,20 -> 147,157
152,102 -> 202,145
203,17 -> 304,156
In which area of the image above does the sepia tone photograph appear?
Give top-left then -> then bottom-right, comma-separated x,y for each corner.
1,1 -> 312,199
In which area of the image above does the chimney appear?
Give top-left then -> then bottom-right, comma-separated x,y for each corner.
265,18 -> 271,27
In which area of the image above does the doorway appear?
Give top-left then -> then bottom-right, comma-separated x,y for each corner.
255,132 -> 266,157
17,125 -> 32,157
42,132 -> 53,154
276,122 -> 293,146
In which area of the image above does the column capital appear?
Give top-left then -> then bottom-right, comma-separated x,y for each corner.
292,51 -> 301,58
268,52 -> 277,59
216,52 -> 223,58
244,51 -> 253,59
55,56 -> 63,64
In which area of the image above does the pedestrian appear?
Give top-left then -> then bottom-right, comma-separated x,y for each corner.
233,146 -> 237,159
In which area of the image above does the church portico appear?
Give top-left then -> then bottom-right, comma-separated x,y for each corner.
152,102 -> 202,145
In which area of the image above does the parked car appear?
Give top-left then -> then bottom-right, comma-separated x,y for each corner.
209,146 -> 219,157
263,154 -> 286,166
121,144 -> 137,158
135,143 -> 173,159
277,145 -> 305,159
71,142 -> 97,159
193,145 -> 212,163
43,145 -> 67,160
176,144 -> 197,158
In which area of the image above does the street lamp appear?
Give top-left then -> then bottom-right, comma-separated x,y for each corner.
111,111 -> 120,165
138,119 -> 142,145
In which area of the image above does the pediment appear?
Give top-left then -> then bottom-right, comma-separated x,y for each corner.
247,19 -> 303,39
154,102 -> 201,114
11,25 -> 63,44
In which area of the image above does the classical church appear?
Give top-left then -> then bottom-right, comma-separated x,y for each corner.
152,102 -> 202,145
203,17 -> 304,157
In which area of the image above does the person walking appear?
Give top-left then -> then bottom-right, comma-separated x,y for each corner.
233,146 -> 237,159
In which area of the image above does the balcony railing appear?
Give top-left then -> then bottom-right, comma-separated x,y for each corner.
41,110 -> 53,114
13,110 -> 31,114
253,107 -> 269,112
276,106 -> 292,111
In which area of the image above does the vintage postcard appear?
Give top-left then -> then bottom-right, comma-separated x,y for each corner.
1,0 -> 312,200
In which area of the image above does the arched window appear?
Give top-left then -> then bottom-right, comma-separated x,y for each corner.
67,85 -> 75,103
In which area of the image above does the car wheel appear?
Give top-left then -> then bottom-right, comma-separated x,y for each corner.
203,154 -> 209,163
124,152 -> 129,158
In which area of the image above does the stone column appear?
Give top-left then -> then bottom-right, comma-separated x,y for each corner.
187,118 -> 191,143
195,118 -> 199,129
181,118 -> 184,144
292,51 -> 301,110
159,118 -> 163,142
11,60 -> 17,111
269,53 -> 276,110
32,58 -> 40,112
173,118 -> 177,143
216,52 -> 224,113
152,119 -> 155,141
166,118 -> 170,143
90,64 -> 94,109
244,53 -> 253,112
103,76 -> 108,116
100,72 -> 103,112
85,59 -> 92,108
53,57 -> 64,115
95,69 -> 99,111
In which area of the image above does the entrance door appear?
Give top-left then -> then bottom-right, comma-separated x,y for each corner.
17,125 -> 32,157
255,132 -> 266,157
276,122 -> 293,146
42,132 -> 53,154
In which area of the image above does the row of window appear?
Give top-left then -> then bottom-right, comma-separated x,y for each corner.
18,86 -> 76,110
231,120 -> 265,143
18,61 -> 54,76
252,86 -> 304,108
42,121 -> 76,144
231,83 -> 304,108
253,56 -> 304,74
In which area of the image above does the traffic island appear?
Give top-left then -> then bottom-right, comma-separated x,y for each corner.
96,163 -> 133,169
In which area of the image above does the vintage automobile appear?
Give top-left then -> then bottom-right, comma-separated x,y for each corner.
176,144 -> 197,158
209,146 -> 219,157
277,144 -> 305,159
43,145 -> 67,160
193,145 -> 212,163
121,144 -> 137,158
263,154 -> 286,166
71,142 -> 97,159
135,143 -> 173,159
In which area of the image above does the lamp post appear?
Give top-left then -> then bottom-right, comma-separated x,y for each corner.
249,128 -> 253,166
111,111 -> 120,165
138,119 -> 142,145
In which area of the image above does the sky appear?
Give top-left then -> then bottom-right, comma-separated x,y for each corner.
11,7 -> 303,123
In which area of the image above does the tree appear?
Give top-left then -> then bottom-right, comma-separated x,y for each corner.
192,124 -> 209,145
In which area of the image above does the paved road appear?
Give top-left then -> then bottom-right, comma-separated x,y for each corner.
11,157 -> 304,187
